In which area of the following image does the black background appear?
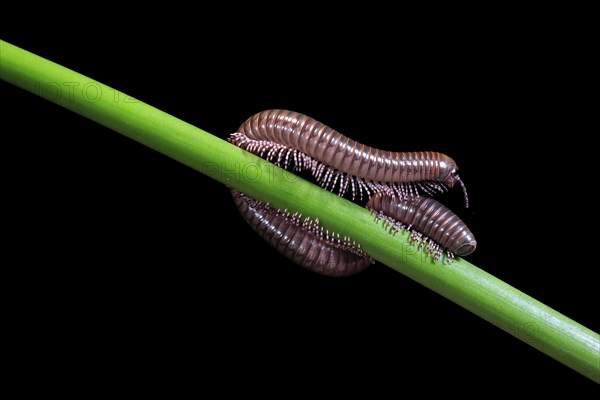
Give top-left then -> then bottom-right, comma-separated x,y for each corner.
2,18 -> 597,392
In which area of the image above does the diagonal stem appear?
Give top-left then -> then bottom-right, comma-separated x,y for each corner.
1,39 -> 598,383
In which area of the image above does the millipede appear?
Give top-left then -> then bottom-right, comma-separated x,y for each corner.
233,190 -> 374,277
230,109 -> 469,205
366,194 -> 476,262
229,109 -> 475,275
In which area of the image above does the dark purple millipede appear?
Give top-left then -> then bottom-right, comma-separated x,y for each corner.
230,109 -> 469,206
229,109 -> 475,276
233,190 -> 374,277
366,194 -> 476,262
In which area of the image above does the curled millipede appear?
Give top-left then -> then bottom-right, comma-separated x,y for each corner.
231,109 -> 469,206
232,190 -> 374,277
366,194 -> 477,262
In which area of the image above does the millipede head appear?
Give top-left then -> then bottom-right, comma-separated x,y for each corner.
441,167 -> 470,209
454,236 -> 477,257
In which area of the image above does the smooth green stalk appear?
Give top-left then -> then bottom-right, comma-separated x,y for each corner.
1,39 -> 599,383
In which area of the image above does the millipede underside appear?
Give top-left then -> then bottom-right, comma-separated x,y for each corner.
232,191 -> 374,276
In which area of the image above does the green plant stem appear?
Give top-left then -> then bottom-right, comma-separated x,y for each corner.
1,39 -> 599,383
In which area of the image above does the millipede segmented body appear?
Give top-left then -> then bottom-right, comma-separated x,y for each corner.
231,109 -> 469,205
229,110 -> 475,276
366,194 -> 476,261
232,191 -> 373,277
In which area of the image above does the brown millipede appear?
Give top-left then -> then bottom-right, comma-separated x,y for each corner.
232,190 -> 374,277
366,194 -> 477,261
229,110 -> 475,275
230,109 -> 469,206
